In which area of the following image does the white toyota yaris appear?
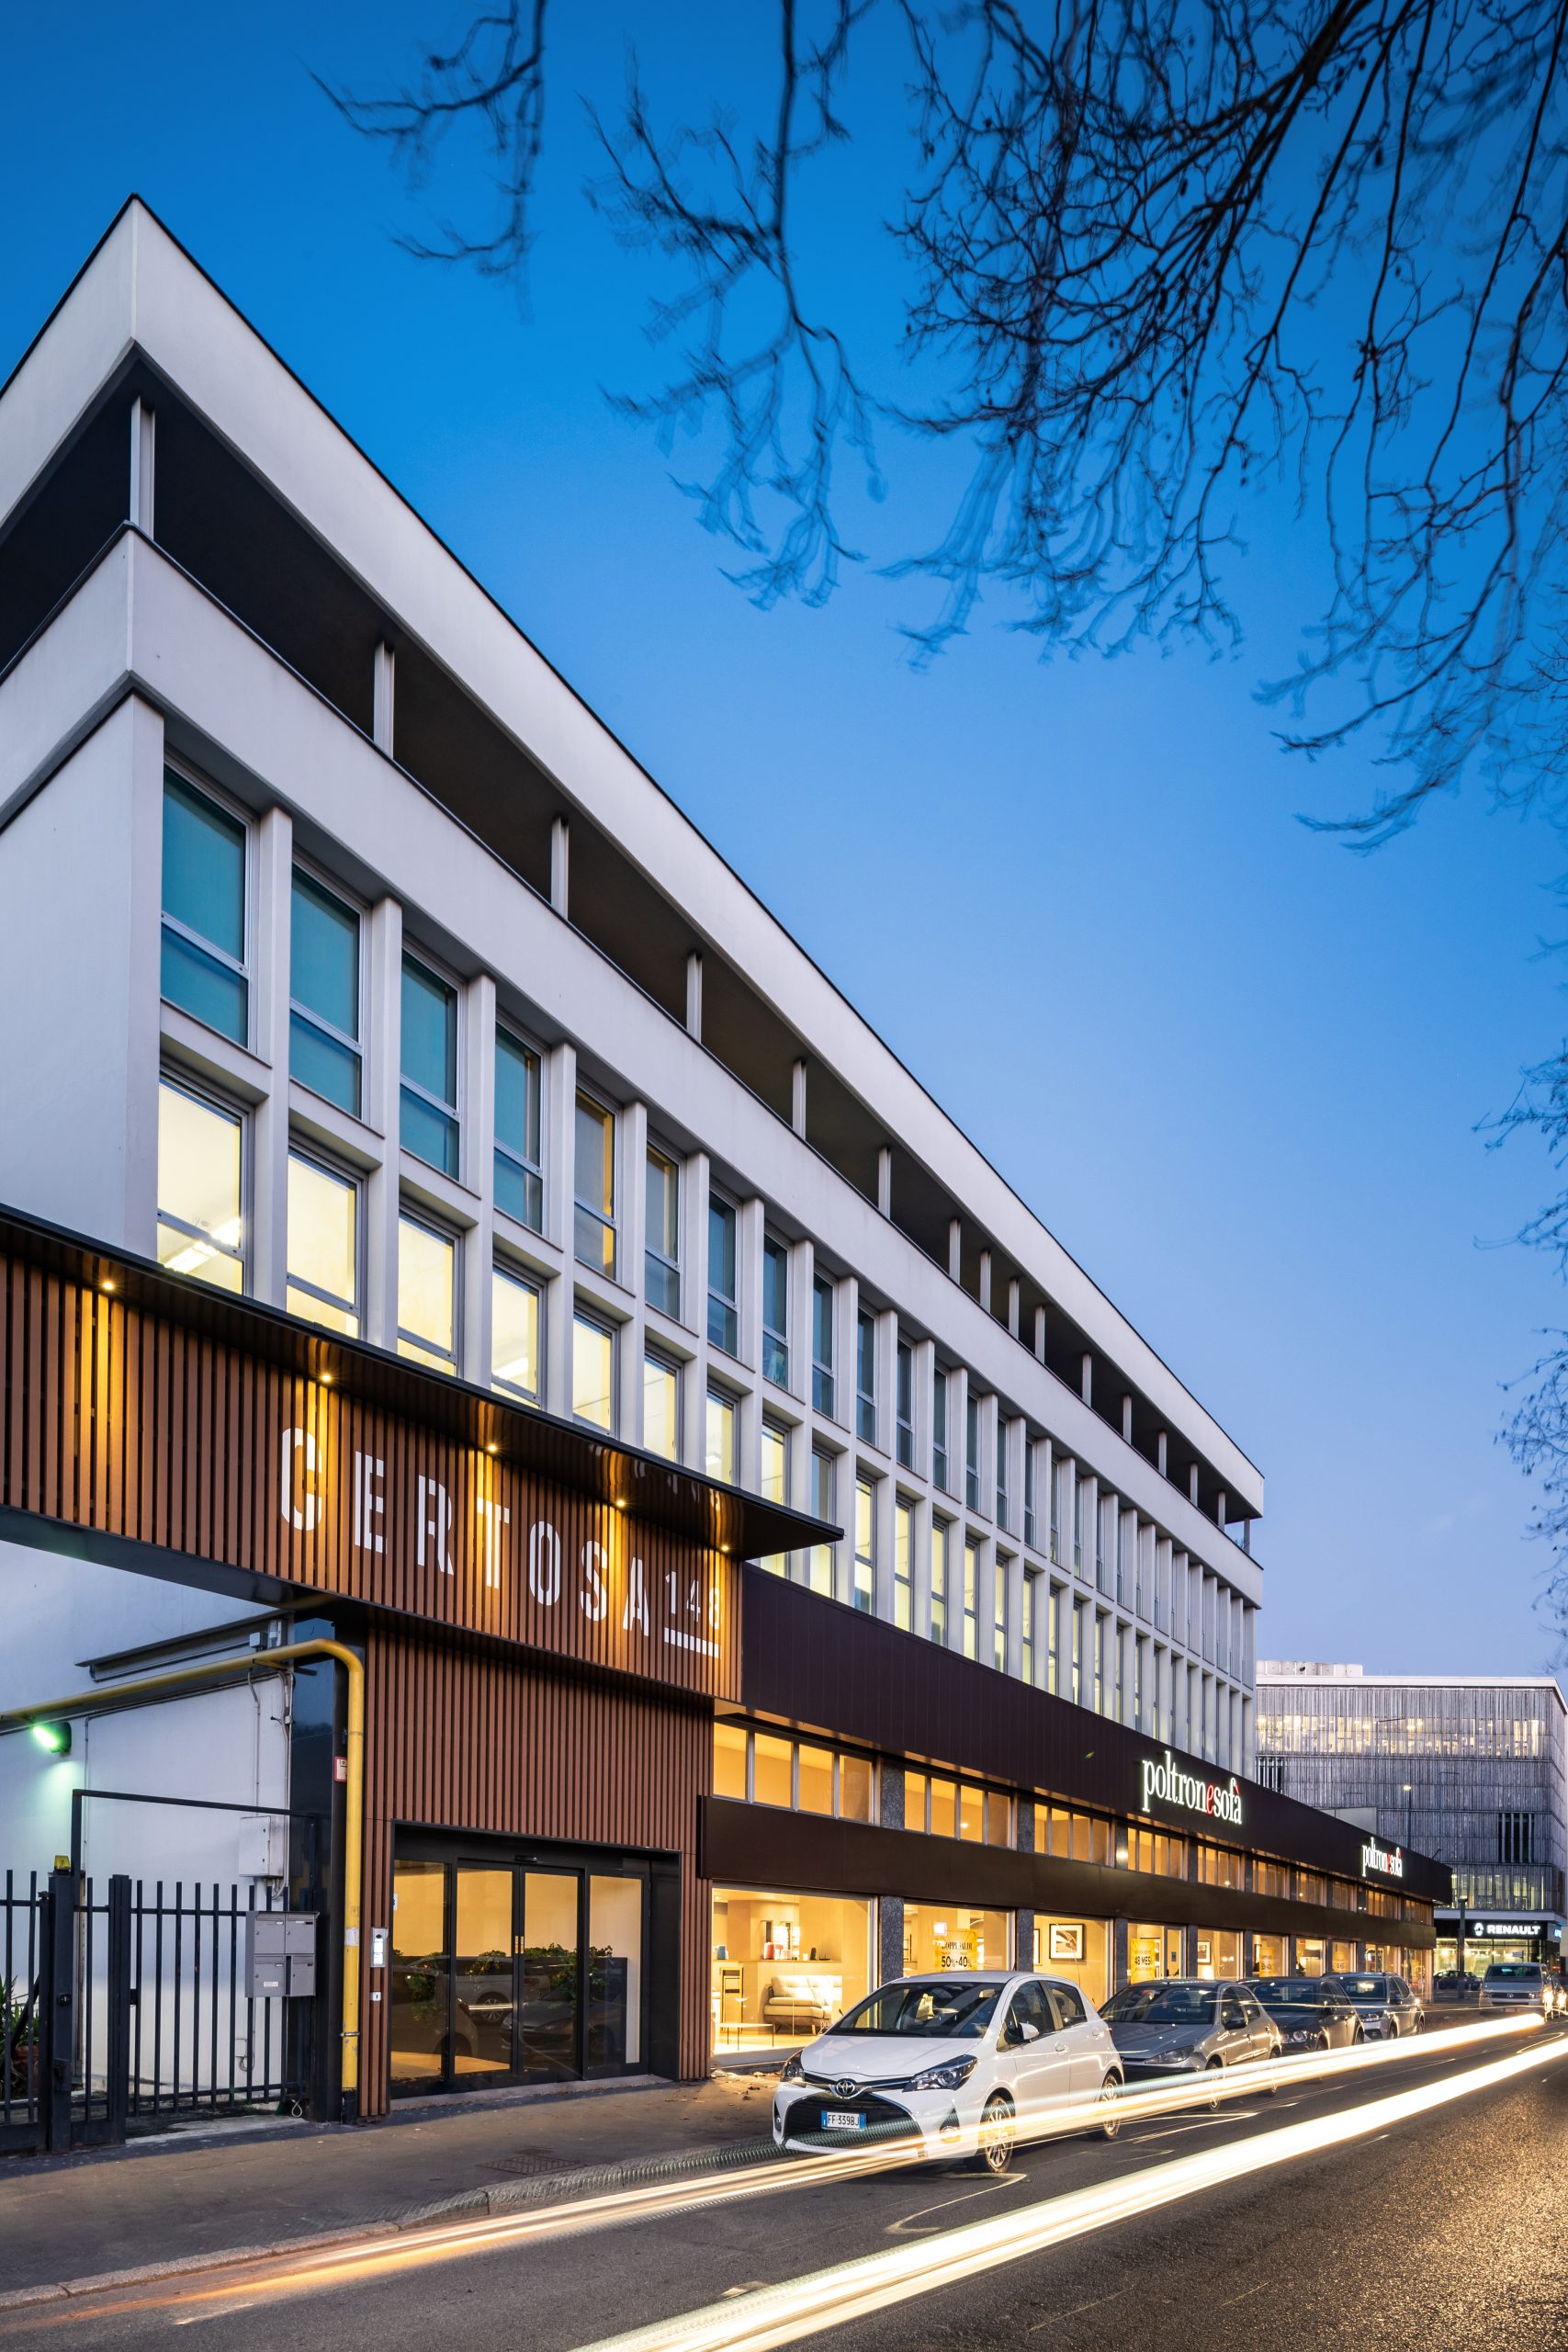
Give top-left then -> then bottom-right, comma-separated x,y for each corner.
772,1972 -> 1123,2175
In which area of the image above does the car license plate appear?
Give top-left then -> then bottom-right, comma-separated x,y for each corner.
822,2111 -> 865,2132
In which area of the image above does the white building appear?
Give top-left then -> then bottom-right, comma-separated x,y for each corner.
0,195 -> 1264,1820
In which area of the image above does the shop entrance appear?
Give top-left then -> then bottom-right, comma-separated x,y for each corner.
389,1841 -> 653,2096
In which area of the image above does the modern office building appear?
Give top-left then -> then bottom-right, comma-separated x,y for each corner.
1256,1662 -> 1566,1974
0,205 -> 1445,2132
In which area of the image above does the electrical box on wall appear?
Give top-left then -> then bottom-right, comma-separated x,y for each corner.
244,1912 -> 319,1998
236,1813 -> 288,1881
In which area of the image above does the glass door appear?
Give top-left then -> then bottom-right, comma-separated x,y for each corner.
454,1866 -> 516,2085
389,1860 -> 450,2092
521,1871 -> 581,2080
588,1875 -> 644,2071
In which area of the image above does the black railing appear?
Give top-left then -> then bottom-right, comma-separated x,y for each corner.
0,1871 -> 44,2151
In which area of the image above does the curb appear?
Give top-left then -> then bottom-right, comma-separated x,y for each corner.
0,2130 -> 782,2312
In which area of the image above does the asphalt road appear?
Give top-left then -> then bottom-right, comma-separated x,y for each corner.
6,2021 -> 1565,2352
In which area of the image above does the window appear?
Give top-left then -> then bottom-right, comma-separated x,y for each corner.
810,1447 -> 836,1594
931,1518 -> 950,1645
571,1310 -> 616,1430
994,1555 -> 1009,1671
761,1418 -> 790,1505
752,1733 -> 793,1808
707,1194 -> 739,1355
400,956 -> 458,1178
932,1368 -> 950,1493
996,1421 -> 1010,1531
798,1743 -> 835,1815
965,1394 -> 981,1512
288,871 -> 361,1114
894,1498 -> 915,1633
963,1536 -> 980,1660
286,1150 -> 358,1334
491,1263 -> 541,1401
856,1310 -> 877,1444
398,1213 -> 457,1374
494,1029 -> 543,1232
573,1093 -> 616,1275
761,1237 -> 789,1384
642,1351 -> 681,1460
705,1387 -> 738,1484
645,1149 -> 681,1316
1499,1812 -> 1537,1866
715,1726 -> 875,1821
1021,1569 -> 1039,1684
1023,1443 -> 1038,1550
157,1078 -> 243,1292
852,1477 -> 874,1612
161,773 -> 246,1043
896,1339 -> 915,1468
714,1722 -> 747,1801
811,1274 -> 835,1415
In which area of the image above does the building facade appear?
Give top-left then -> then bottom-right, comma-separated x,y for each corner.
0,206 -> 1444,2129
1256,1662 -> 1566,1974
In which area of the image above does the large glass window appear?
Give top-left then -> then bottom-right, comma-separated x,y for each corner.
994,1555 -> 1010,1671
400,956 -> 458,1178
761,1237 -> 789,1384
761,1417 -> 789,1504
894,1497 -> 915,1632
1022,1567 -> 1039,1684
157,1078 -> 244,1292
398,1213 -> 457,1373
161,773 -> 246,1043
931,1518 -> 951,1645
855,1310 -> 877,1444
1031,1917 -> 1110,2004
289,871 -> 360,1114
491,1262 -> 541,1401
711,1889 -> 872,2058
286,1150 -> 358,1334
852,1476 -> 874,1612
645,1148 -> 681,1316
643,1351 -> 680,1461
494,1028 -> 543,1232
963,1536 -> 980,1660
811,1275 -> 835,1416
705,1387 -> 738,1484
809,1447 -> 835,1595
896,1340 -> 915,1468
572,1310 -> 615,1430
904,1905 -> 1010,1974
573,1093 -> 616,1276
707,1195 -> 739,1355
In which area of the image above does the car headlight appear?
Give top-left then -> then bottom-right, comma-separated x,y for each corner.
1145,2050 -> 1199,2068
1282,2029 -> 1319,2045
908,2055 -> 977,2092
779,2052 -> 804,2083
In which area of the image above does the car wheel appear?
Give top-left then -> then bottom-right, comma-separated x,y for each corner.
1204,2058 -> 1224,2111
1353,2024 -> 1365,2045
969,2091 -> 1017,2176
1262,2051 -> 1280,2095
1096,2077 -> 1123,2140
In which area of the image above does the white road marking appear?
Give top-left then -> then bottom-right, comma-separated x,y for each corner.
888,2177 -> 1029,2234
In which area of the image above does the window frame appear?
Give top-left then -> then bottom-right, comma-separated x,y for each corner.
396,1204 -> 459,1374
811,1273 -> 836,1418
288,862 -> 363,1117
760,1414 -> 791,1506
706,1191 -> 739,1357
572,1088 -> 619,1278
896,1339 -> 915,1469
570,1304 -> 618,1433
894,1494 -> 916,1634
159,766 -> 251,1047
809,1444 -> 837,1594
855,1308 -> 877,1446
399,949 -> 461,1180
761,1234 -> 790,1385
494,1022 -> 546,1235
932,1367 -> 951,1494
156,1068 -> 247,1294
284,1142 -> 361,1335
852,1474 -> 875,1613
491,1255 -> 544,1404
705,1383 -> 739,1485
644,1143 -> 682,1318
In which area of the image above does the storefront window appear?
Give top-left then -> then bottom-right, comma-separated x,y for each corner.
906,1905 -> 1010,1973
1034,1804 -> 1113,1865
753,1734 -> 793,1809
798,1744 -> 835,1815
1128,1925 -> 1183,1983
715,1725 -> 877,1820
714,1722 -> 747,1801
1331,1940 -> 1358,1973
1193,1930 -> 1241,1980
711,1889 -> 872,2056
1032,1916 -> 1108,2002
1251,1933 -> 1286,1976
1295,1937 -> 1326,1975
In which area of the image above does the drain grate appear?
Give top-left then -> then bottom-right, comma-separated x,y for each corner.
482,2152 -> 569,2177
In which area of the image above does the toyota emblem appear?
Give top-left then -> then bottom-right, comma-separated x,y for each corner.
833,2078 -> 856,2100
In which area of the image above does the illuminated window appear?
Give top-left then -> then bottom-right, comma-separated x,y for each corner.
572,1311 -> 616,1431
809,1447 -> 836,1595
705,1387 -> 738,1484
157,1078 -> 243,1293
494,1028 -> 543,1232
161,773 -> 246,1044
400,956 -> 458,1177
285,1150 -> 358,1334
713,1721 -> 748,1800
963,1536 -> 980,1660
643,1351 -> 680,1461
894,1497 -> 915,1632
931,1518 -> 951,1645
573,1093 -> 616,1276
397,1213 -> 457,1374
491,1262 -> 541,1402
645,1148 -> 681,1315
761,1419 -> 789,1504
853,1477 -> 875,1612
289,871 -> 360,1114
994,1555 -> 1010,1670
1021,1568 -> 1039,1684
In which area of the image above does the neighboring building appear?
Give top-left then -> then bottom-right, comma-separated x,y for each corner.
1256,1662 -> 1566,1973
0,205 -> 1445,2138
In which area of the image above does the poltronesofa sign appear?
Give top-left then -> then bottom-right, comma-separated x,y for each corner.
1360,1837 -> 1404,1880
1139,1748 -> 1243,1826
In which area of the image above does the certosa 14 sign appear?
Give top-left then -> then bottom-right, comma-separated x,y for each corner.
1139,1747 -> 1244,1826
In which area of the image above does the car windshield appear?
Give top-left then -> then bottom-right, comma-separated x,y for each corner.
1485,1964 -> 1540,1981
1101,1984 -> 1218,2025
1252,1980 -> 1333,2005
834,1982 -> 1004,2038
1337,1977 -> 1388,1999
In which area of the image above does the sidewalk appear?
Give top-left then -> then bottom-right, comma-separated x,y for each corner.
0,2069 -> 784,2301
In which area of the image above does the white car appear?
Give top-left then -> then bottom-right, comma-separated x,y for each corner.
773,1971 -> 1122,2176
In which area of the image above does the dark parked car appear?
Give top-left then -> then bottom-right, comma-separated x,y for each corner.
1330,1973 -> 1424,2040
1100,1980 -> 1280,2104
1247,1976 -> 1364,2053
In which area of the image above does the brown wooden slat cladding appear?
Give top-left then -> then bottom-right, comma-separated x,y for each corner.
0,1261 -> 739,1702
360,1625 -> 712,2111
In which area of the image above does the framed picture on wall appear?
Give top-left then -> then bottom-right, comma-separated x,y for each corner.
1196,1939 -> 1213,1966
1047,1923 -> 1085,1962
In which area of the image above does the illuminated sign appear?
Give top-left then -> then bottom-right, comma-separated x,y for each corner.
1360,1838 -> 1404,1881
1139,1748 -> 1243,1826
1472,1922 -> 1542,1939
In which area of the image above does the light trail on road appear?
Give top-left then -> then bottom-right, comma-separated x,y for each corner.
571,2027 -> 1568,2352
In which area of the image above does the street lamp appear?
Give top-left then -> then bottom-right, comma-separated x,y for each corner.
1402,1782 -> 1414,1849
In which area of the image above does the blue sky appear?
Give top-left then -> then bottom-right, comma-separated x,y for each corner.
7,3 -> 1566,1678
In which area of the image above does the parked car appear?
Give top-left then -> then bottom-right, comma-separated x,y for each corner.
1247,1975 -> 1364,2053
1329,1973 -> 1425,2039
773,1973 -> 1123,2176
1100,1979 -> 1280,2103
1478,1961 -> 1552,2018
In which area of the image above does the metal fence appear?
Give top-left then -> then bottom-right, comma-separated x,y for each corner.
1,1872 -> 44,2153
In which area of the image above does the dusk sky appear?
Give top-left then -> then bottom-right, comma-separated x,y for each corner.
9,3 -> 1565,1680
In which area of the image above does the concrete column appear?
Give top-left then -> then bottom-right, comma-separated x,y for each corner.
372,642 -> 395,756
1112,1917 -> 1130,1992
791,1057 -> 807,1137
130,396 -> 155,532
977,1249 -> 992,1315
876,1145 -> 892,1216
1156,1430 -> 1168,1477
1080,1352 -> 1093,1406
1122,1394 -> 1134,1442
550,815 -> 570,918
363,894 -> 403,1352
947,1217 -> 962,1281
685,951 -> 703,1041
1007,1277 -> 1021,1338
1032,1304 -> 1046,1363
250,804 -> 293,1310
